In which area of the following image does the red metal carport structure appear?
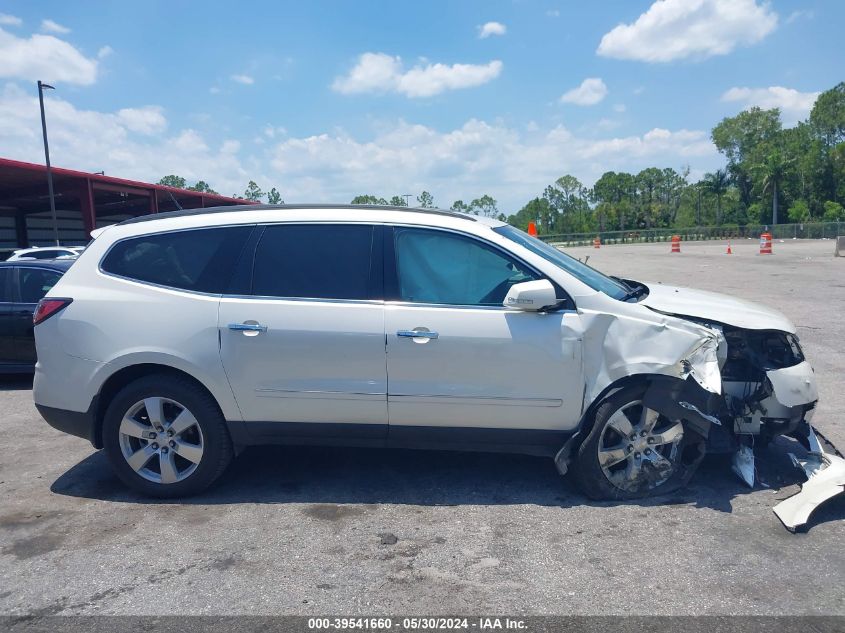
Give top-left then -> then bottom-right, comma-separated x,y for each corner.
0,157 -> 253,248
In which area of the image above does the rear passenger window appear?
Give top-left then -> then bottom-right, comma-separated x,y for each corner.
102,226 -> 252,293
252,224 -> 374,300
18,268 -> 61,303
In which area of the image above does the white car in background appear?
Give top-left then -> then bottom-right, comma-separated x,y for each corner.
7,246 -> 83,261
31,205 -> 836,530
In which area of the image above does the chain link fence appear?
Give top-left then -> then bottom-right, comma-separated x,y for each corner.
538,222 -> 845,246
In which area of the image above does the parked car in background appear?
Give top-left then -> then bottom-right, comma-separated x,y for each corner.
7,246 -> 82,261
0,259 -> 73,372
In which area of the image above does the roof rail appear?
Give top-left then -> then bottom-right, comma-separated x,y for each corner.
118,203 -> 478,225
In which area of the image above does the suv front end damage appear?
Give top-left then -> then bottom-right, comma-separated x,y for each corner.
569,279 -> 839,531
650,315 -> 840,531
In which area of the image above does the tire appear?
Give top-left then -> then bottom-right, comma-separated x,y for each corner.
102,374 -> 233,498
572,384 -> 705,500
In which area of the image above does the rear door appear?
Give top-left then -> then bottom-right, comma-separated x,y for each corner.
11,266 -> 62,364
218,223 -> 387,438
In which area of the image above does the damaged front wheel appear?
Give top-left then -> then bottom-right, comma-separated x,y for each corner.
573,385 -> 706,500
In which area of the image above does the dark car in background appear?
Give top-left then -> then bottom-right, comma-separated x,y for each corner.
0,259 -> 73,373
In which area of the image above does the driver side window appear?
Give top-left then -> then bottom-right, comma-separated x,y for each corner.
394,228 -> 539,306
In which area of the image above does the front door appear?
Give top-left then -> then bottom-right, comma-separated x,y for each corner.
384,226 -> 584,440
0,268 -> 14,366
218,223 -> 387,437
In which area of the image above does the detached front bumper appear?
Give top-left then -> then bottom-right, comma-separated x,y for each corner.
773,425 -> 845,532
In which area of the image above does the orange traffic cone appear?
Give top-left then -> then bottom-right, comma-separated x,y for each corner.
670,235 -> 681,253
726,242 -> 733,255
527,222 -> 537,236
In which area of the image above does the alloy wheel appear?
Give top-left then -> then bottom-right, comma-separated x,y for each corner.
597,399 -> 685,493
118,397 -> 205,484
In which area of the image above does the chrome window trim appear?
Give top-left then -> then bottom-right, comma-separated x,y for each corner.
385,299 -> 577,313
95,271 -> 226,299
221,294 -> 384,306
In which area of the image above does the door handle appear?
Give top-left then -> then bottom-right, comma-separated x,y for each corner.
228,322 -> 268,333
397,329 -> 439,339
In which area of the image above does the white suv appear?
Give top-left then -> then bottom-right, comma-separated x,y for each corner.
34,205 -> 819,501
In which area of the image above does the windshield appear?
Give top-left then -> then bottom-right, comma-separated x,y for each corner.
493,225 -> 629,300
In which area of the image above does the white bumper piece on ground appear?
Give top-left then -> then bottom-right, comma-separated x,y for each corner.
773,426 -> 845,532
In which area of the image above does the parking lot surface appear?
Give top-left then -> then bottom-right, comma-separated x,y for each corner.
1,238 -> 843,616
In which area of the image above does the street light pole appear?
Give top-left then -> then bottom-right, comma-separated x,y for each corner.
37,80 -> 60,246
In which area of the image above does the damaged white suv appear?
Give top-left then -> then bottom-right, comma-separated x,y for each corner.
33,205 -> 828,525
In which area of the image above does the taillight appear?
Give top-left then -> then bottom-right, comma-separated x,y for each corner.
33,298 -> 73,325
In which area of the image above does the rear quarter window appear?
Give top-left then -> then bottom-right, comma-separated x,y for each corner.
101,226 -> 253,294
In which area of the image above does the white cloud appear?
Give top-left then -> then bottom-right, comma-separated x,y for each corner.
265,119 -> 716,209
560,78 -> 608,106
264,125 -> 287,139
721,86 -> 820,123
546,9 -> 560,17
40,19 -> 70,34
786,9 -> 813,24
221,139 -> 241,154
209,86 -> 221,94
0,82 -> 254,196
477,21 -> 506,38
0,81 -> 720,211
117,106 -> 167,135
230,74 -> 254,85
97,45 -> 113,59
613,103 -> 627,113
332,52 -> 502,98
0,13 -> 21,26
597,0 -> 778,62
0,27 -> 97,85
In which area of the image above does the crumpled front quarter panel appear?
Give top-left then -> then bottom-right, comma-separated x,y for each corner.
579,304 -> 722,410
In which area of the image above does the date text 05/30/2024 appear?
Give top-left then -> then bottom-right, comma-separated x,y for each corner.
307,617 -> 527,630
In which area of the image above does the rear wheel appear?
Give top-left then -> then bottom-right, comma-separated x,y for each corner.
103,375 -> 232,497
573,385 -> 705,500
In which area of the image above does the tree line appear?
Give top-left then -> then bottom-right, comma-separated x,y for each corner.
157,82 -> 844,233
157,176 -> 284,204
510,81 -> 845,234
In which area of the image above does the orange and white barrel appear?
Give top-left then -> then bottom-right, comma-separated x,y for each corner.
759,232 -> 772,255
671,235 -> 681,253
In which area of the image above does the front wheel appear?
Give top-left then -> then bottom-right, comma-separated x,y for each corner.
102,375 -> 233,497
572,385 -> 705,500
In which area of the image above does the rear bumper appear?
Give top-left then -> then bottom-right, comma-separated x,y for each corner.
36,402 -> 99,447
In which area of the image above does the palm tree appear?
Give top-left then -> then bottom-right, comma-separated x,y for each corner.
703,169 -> 729,225
755,150 -> 795,225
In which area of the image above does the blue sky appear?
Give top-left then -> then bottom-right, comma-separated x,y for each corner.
0,0 -> 842,211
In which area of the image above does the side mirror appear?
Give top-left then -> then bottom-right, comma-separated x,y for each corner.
503,279 -> 557,311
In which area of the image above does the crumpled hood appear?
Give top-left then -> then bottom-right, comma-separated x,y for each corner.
638,282 -> 796,333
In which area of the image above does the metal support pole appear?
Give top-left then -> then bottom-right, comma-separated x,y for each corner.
37,80 -> 60,246
80,179 -> 96,238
